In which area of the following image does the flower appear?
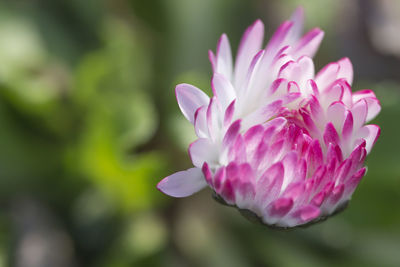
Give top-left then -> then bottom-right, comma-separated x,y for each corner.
157,8 -> 381,228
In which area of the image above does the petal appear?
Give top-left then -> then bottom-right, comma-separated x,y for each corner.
315,62 -> 339,91
211,73 -> 236,110
157,168 -> 207,197
207,97 -> 222,141
292,28 -> 324,59
323,122 -> 340,147
215,34 -> 233,80
222,119 -> 241,148
176,84 -> 210,124
189,138 -> 218,168
290,205 -> 320,225
351,99 -> 368,130
364,97 -> 381,122
352,90 -> 381,122
256,162 -> 284,205
265,21 -> 293,56
357,124 -> 380,154
241,100 -> 283,130
288,7 -> 304,42
224,100 -> 236,127
234,20 -> 265,89
266,197 -> 294,218
337,57 -> 353,85
194,105 -> 209,138
326,101 -> 346,133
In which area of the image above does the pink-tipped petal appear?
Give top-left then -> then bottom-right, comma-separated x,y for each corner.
292,28 -> 324,59
288,7 -> 305,42
351,99 -> 368,130
234,20 -> 265,89
224,100 -> 236,127
265,21 -> 293,56
357,124 -> 380,154
315,62 -> 339,91
337,57 -> 354,85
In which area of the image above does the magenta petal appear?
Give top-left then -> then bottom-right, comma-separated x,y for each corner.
157,168 -> 207,198
233,164 -> 256,203
334,159 -> 352,185
342,111 -> 354,143
343,167 -> 366,198
311,191 -> 326,207
295,205 -> 320,223
229,135 -> 247,164
307,139 -> 323,172
223,119 -> 241,147
213,166 -> 226,192
220,179 -> 235,204
224,100 -> 236,127
244,124 -> 265,150
327,184 -> 345,207
282,182 -> 305,201
267,198 -> 294,217
176,84 -> 210,124
323,122 -> 340,146
202,163 -> 213,186
257,162 -> 284,204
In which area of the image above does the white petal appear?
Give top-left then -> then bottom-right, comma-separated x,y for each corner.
189,138 -> 219,168
157,168 -> 207,197
337,57 -> 353,85
176,84 -> 210,124
215,34 -> 233,81
212,73 -> 236,110
234,20 -> 264,90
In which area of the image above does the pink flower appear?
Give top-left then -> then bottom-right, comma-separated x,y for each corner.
157,8 -> 381,228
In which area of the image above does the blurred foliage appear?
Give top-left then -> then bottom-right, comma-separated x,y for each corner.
0,0 -> 398,266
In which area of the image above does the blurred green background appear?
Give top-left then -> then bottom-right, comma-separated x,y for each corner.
0,0 -> 399,266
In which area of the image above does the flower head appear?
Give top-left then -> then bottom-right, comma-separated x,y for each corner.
157,8 -> 381,228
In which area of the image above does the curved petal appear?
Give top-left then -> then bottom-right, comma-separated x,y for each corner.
157,168 -> 207,197
337,57 -> 353,85
292,28 -> 324,59
189,138 -> 218,168
176,84 -> 210,124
